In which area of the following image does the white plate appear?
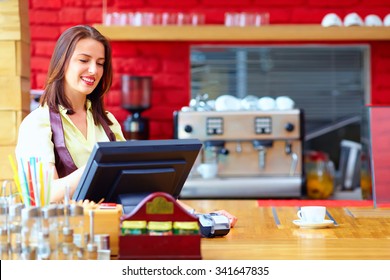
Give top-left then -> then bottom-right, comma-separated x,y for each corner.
293,219 -> 334,229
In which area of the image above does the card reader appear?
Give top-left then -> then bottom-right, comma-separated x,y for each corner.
196,212 -> 230,238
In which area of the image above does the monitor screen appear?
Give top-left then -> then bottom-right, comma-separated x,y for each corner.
72,139 -> 202,213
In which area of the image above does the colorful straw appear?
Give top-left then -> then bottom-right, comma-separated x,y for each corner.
11,157 -> 55,207
18,158 -> 30,207
8,154 -> 24,203
26,160 -> 35,206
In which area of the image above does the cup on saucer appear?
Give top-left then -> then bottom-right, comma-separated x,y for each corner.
297,206 -> 326,223
197,163 -> 218,179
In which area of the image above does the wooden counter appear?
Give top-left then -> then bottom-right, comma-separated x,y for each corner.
182,199 -> 390,260
95,24 -> 390,42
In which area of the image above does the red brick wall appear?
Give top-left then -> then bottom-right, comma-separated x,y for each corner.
28,0 -> 390,139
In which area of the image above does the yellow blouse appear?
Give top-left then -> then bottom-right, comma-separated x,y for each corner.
15,101 -> 126,168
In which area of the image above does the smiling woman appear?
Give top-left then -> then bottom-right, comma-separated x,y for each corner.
15,25 -> 126,203
64,38 -> 106,139
14,25 -> 237,227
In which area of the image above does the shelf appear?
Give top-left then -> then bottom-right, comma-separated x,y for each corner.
94,24 -> 390,42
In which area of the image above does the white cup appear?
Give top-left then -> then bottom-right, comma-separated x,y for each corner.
344,13 -> 364,27
257,96 -> 276,111
215,95 -> 241,111
321,13 -> 343,27
197,163 -> 218,179
275,96 -> 295,110
364,14 -> 382,26
297,206 -> 326,223
384,14 -> 390,26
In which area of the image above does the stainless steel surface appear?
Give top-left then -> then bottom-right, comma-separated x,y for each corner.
180,177 -> 303,198
205,140 -> 302,176
176,109 -> 301,140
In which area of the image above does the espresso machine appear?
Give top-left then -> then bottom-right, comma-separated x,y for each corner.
174,109 -> 305,198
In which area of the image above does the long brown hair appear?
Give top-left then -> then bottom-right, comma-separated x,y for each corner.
40,25 -> 113,125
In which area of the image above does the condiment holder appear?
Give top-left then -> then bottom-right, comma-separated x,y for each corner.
119,192 -> 201,260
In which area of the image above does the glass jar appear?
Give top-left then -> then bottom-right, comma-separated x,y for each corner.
37,231 -> 51,260
41,205 -> 59,259
9,203 -> 24,260
58,227 -> 78,260
360,152 -> 373,200
305,151 -> 335,199
0,202 -> 8,233
21,206 -> 42,259
68,205 -> 84,239
56,205 -> 65,245
68,205 -> 85,259
0,228 -> 10,260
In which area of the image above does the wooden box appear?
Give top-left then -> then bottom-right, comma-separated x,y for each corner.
83,204 -> 123,257
119,192 -> 201,260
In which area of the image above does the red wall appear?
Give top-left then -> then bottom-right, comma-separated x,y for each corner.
28,0 -> 390,139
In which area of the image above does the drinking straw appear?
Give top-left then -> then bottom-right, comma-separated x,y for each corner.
18,158 -> 30,207
26,160 -> 35,206
30,157 -> 40,207
45,165 -> 54,206
44,165 -> 49,206
39,160 -> 45,206
8,154 -> 24,203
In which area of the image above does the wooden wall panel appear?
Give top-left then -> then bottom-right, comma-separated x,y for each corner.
0,110 -> 24,145
0,41 -> 17,76
0,0 -> 30,183
0,146 -> 17,182
0,76 -> 30,111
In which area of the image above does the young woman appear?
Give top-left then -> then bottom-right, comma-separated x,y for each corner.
16,25 -> 237,227
16,25 -> 125,202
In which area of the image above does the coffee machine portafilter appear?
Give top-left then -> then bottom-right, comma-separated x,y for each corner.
173,109 -> 305,198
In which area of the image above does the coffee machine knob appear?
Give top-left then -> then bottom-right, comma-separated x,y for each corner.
285,123 -> 295,132
220,148 -> 229,156
184,125 -> 193,133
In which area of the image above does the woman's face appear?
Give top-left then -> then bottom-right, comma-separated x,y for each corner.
64,38 -> 105,100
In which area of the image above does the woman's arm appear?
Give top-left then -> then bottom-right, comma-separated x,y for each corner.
49,163 -> 85,203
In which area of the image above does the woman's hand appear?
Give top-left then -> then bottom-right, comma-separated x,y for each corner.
214,210 -> 238,228
176,200 -> 237,228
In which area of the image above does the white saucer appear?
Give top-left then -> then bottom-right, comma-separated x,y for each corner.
293,219 -> 334,229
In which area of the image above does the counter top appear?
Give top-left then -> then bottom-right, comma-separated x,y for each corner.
182,199 -> 390,259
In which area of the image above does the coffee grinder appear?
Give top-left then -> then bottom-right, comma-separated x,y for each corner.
121,75 -> 152,140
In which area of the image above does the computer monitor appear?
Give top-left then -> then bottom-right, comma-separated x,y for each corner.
72,139 -> 202,213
